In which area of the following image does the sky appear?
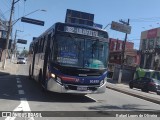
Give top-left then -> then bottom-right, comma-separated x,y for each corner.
1,0 -> 160,52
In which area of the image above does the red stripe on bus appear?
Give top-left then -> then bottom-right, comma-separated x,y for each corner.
61,76 -> 76,81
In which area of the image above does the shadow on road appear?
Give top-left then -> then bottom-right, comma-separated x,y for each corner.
88,104 -> 156,111
0,71 -> 10,76
0,73 -> 159,111
0,74 -> 96,103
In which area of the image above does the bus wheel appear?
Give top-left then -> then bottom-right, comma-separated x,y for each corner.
38,71 -> 43,85
38,71 -> 47,92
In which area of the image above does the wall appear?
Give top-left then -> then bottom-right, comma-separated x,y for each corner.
112,64 -> 136,83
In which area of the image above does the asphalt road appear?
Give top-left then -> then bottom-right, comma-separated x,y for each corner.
0,64 -> 160,120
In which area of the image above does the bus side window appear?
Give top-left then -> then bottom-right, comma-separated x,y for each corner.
49,34 -> 55,61
34,42 -> 38,53
43,36 -> 47,53
54,39 -> 58,61
29,43 -> 33,54
39,38 -> 42,53
42,36 -> 45,53
41,38 -> 43,53
38,39 -> 41,53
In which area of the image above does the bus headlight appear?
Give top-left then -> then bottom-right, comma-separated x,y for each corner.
51,73 -> 56,78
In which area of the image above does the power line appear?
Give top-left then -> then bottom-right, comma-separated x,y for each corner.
0,9 -> 7,21
23,0 -> 26,16
132,16 -> 160,20
120,17 -> 160,23
2,0 -> 11,9
130,17 -> 160,23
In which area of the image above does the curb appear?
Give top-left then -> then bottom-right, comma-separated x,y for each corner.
0,60 -> 18,75
106,84 -> 160,105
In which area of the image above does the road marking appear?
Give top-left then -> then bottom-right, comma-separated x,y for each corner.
5,76 -> 34,120
5,98 -> 34,120
85,95 -> 97,102
17,80 -> 21,83
17,84 -> 22,88
18,90 -> 24,94
16,78 -> 20,80
20,98 -> 32,111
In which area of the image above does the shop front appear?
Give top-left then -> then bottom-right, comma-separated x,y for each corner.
140,28 -> 160,70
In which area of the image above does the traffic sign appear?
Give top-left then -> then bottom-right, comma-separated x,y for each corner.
21,17 -> 44,26
17,39 -> 27,44
111,21 -> 131,34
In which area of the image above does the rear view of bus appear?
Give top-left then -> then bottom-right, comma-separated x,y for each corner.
29,9 -> 109,94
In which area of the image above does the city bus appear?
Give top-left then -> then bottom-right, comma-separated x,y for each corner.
28,22 -> 109,94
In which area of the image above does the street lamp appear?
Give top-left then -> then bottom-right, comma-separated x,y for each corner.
2,7 -> 46,69
2,0 -> 15,69
12,9 -> 47,26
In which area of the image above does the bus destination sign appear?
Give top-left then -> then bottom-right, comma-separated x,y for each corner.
64,26 -> 98,37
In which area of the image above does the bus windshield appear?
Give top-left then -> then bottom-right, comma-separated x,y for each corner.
55,35 -> 108,69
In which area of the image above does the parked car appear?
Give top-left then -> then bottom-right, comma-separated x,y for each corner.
17,57 -> 26,64
129,77 -> 160,95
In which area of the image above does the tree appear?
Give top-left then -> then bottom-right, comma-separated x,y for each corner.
20,49 -> 29,57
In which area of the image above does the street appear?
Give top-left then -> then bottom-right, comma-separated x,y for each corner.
0,63 -> 160,120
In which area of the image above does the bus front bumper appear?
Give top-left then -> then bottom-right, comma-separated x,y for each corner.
47,78 -> 107,94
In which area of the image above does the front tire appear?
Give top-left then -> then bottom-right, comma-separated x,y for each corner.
38,71 -> 47,92
38,71 -> 43,85
141,86 -> 149,92
129,83 -> 133,89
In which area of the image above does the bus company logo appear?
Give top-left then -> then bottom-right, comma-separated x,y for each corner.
75,78 -> 80,82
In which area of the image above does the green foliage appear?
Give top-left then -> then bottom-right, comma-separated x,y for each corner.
20,50 -> 29,57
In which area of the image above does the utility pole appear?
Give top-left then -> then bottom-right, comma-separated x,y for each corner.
118,19 -> 130,83
13,30 -> 23,57
2,0 -> 20,69
121,19 -> 130,65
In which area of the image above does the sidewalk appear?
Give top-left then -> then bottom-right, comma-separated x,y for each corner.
106,79 -> 160,104
0,59 -> 18,76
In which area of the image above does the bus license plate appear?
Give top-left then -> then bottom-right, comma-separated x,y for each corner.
77,86 -> 87,91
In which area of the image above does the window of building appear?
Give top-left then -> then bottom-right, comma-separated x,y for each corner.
156,37 -> 160,48
114,55 -> 117,60
148,39 -> 154,49
142,39 -> 147,50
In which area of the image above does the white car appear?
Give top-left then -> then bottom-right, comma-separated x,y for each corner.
17,57 -> 26,64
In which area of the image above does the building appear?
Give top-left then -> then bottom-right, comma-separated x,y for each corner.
0,20 -> 12,61
108,38 -> 140,78
109,38 -> 140,66
140,28 -> 160,70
